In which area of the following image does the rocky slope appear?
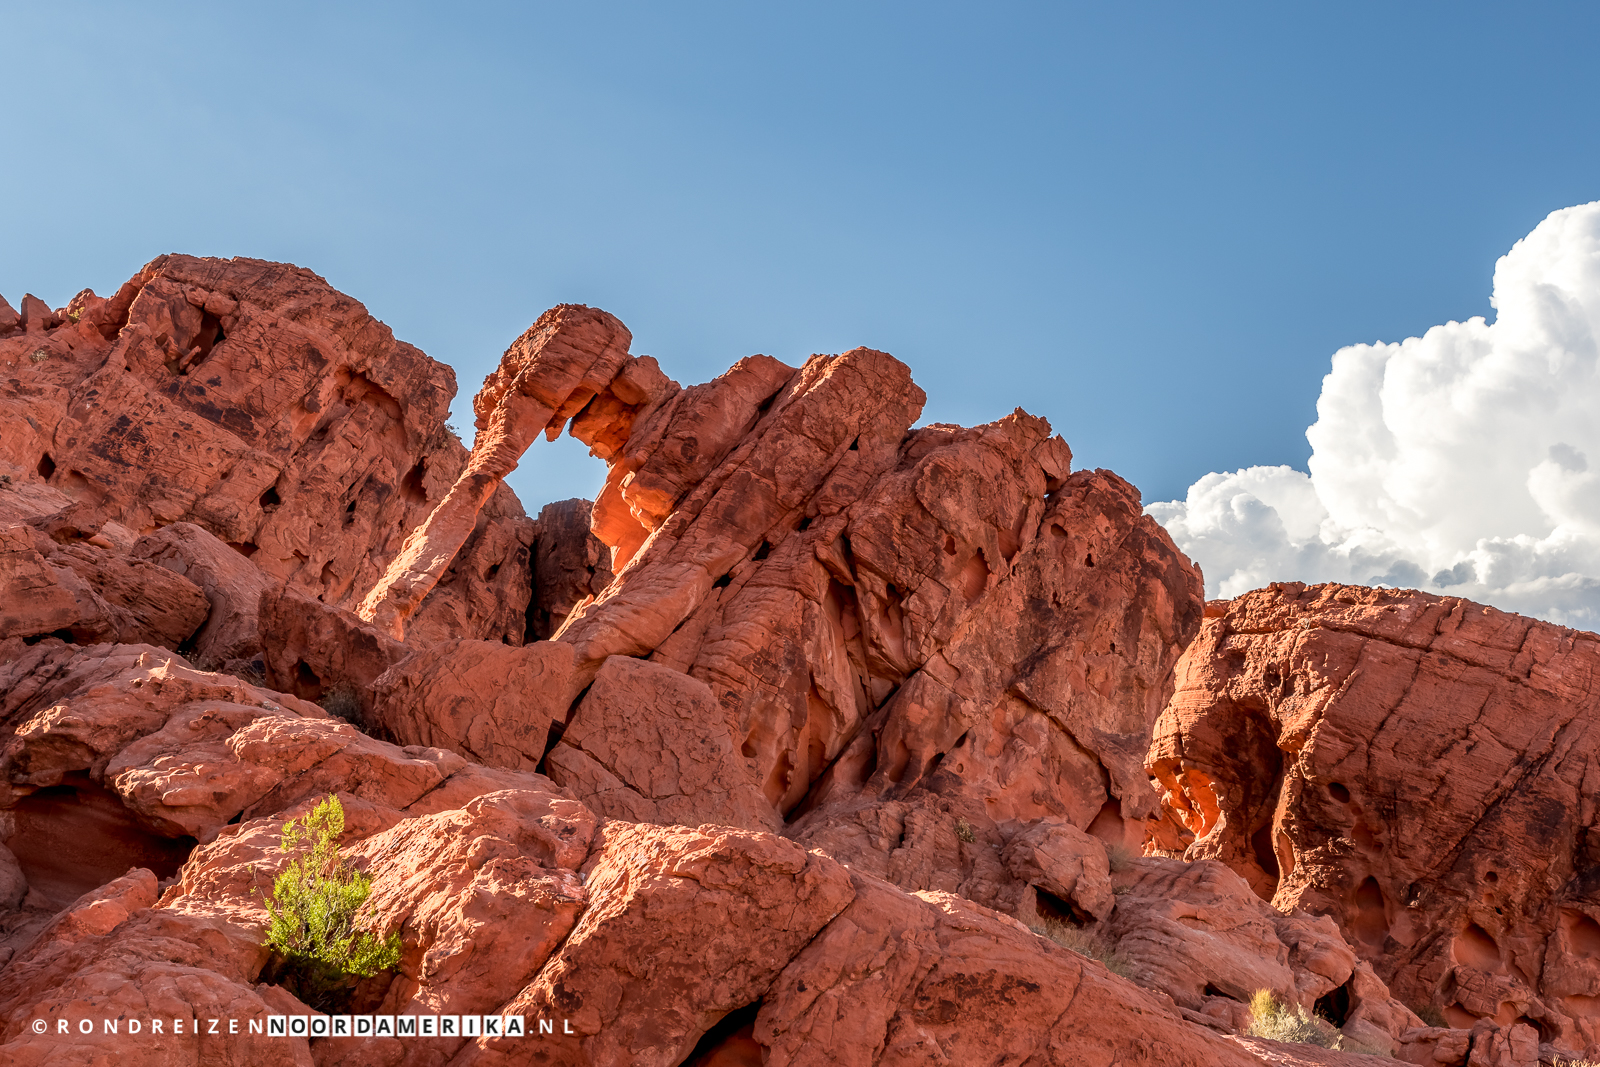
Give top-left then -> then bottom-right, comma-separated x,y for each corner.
0,261 -> 1590,1066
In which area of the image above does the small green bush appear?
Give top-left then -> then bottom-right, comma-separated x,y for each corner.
1246,989 -> 1344,1049
259,795 -> 400,1011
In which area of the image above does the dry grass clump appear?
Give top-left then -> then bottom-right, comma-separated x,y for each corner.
1245,989 -> 1344,1049
1026,916 -> 1133,978
1105,842 -> 1139,872
320,684 -> 362,722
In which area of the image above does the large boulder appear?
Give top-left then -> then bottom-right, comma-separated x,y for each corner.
1149,582 -> 1600,1055
0,258 -> 532,647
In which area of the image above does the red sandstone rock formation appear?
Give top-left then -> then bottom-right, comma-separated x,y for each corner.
0,639 -> 1287,1066
1150,582 -> 1600,1062
357,305 -> 645,639
0,257 -> 531,647
5,268 -> 1565,1065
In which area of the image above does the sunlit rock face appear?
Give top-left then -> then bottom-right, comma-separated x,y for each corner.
1151,581 -> 1600,1052
2,263 -> 1580,1065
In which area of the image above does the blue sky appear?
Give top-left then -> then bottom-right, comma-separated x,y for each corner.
4,2 -> 1599,511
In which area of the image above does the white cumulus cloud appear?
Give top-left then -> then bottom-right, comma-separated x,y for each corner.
1148,200 -> 1600,631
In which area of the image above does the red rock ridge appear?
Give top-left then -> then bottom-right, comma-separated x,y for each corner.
1,264 -> 1549,1065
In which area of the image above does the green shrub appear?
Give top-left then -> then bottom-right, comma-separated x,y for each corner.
954,818 -> 975,843
259,795 -> 401,1011
1246,989 -> 1344,1049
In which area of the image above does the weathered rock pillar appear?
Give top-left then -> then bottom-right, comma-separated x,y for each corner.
358,304 -> 633,637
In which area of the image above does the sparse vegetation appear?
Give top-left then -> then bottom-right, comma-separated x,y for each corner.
1245,988 -> 1345,1049
1414,1002 -> 1447,1028
954,817 -> 975,843
320,684 -> 362,723
258,795 -> 401,1011
1105,842 -> 1138,872
1027,915 -> 1133,977
29,348 -> 49,363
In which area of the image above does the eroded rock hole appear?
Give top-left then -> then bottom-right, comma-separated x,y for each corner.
796,515 -> 812,531
1087,798 -> 1126,844
959,549 -> 990,601
679,1000 -> 764,1067
1453,922 -> 1501,970
4,776 -> 196,909
1315,983 -> 1352,1027
1033,885 -> 1090,926
37,452 -> 56,479
752,540 -> 771,561
1563,909 -> 1600,958
848,436 -> 859,451
1328,782 -> 1351,803
1084,551 -> 1094,567
259,485 -> 282,508
1250,821 -> 1280,882
228,541 -> 259,558
1352,876 -> 1389,948
193,311 -> 225,362
400,461 -> 427,505
294,660 -> 323,700
712,573 -> 733,590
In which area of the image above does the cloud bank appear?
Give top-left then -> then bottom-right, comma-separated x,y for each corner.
1148,200 -> 1600,631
